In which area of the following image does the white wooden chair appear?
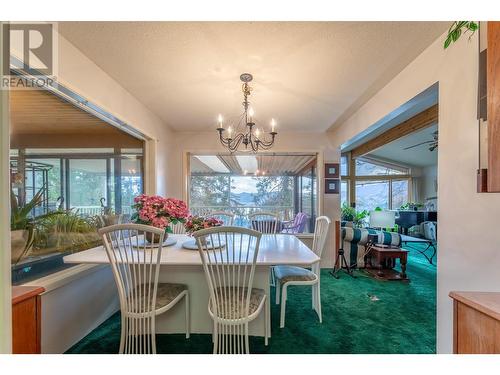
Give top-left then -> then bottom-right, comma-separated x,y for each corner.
248,212 -> 280,286
170,221 -> 186,234
248,212 -> 279,233
210,211 -> 235,226
274,216 -> 331,328
194,226 -> 268,354
99,223 -> 190,354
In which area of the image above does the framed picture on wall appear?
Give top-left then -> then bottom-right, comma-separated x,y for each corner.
324,163 -> 340,178
325,178 -> 340,194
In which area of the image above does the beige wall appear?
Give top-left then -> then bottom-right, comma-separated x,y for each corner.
167,131 -> 340,268
54,32 -> 174,196
329,29 -> 500,353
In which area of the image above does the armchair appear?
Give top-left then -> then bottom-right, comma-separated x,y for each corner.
281,212 -> 308,234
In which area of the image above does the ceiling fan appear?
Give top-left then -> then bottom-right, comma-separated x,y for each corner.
403,130 -> 438,151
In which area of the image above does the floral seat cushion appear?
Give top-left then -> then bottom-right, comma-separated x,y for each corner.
209,287 -> 266,319
131,283 -> 187,312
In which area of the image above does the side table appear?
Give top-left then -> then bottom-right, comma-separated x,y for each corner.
365,245 -> 409,281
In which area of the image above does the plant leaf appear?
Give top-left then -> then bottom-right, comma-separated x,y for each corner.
468,21 -> 478,31
444,36 -> 452,49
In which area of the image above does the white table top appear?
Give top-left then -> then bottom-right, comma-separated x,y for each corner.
63,234 -> 320,266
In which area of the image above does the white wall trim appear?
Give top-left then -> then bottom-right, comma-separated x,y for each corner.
0,22 -> 12,354
23,264 -> 109,293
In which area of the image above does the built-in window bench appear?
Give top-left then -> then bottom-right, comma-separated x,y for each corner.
22,264 -> 119,353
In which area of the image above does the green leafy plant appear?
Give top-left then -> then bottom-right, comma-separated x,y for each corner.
399,202 -> 424,210
11,188 -> 48,263
11,188 -> 44,231
444,21 -> 478,49
33,210 -> 100,254
341,203 -> 369,227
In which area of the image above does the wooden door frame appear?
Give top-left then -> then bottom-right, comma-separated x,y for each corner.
0,22 -> 13,354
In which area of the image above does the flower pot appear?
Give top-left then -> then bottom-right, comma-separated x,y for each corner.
145,231 -> 168,244
11,229 -> 29,263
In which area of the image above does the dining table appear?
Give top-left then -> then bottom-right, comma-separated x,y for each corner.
63,233 -> 319,338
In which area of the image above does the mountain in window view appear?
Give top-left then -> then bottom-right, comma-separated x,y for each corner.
230,192 -> 255,206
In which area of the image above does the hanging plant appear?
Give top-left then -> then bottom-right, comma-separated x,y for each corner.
444,21 -> 478,49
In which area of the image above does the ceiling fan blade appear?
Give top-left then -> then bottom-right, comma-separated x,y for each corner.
403,141 -> 433,150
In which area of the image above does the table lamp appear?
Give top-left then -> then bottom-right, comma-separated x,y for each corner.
369,210 -> 396,230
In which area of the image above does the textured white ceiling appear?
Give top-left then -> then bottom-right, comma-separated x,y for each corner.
59,21 -> 449,133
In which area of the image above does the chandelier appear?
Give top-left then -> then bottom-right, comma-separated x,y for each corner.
216,73 -> 277,153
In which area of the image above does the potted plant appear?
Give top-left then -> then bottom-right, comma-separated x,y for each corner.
131,194 -> 189,243
10,189 -> 44,264
184,215 -> 223,247
400,202 -> 424,211
341,203 -> 368,228
184,215 -> 223,235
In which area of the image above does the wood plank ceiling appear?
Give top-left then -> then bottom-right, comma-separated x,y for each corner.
10,88 -> 128,136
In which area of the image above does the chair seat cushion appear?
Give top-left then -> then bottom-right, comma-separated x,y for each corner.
209,287 -> 266,319
129,283 -> 186,313
274,265 -> 316,284
155,283 -> 187,309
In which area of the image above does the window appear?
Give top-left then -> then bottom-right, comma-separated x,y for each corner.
10,87 -> 146,285
11,148 -> 145,284
391,179 -> 409,209
189,153 -> 317,232
355,180 -> 390,212
340,154 -> 349,176
340,180 -> 348,207
341,153 -> 410,211
355,157 -> 408,176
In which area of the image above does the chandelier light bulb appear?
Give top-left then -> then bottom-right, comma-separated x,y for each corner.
255,128 -> 261,138
271,118 -> 276,133
218,114 -> 223,126
248,107 -> 255,121
227,126 -> 233,137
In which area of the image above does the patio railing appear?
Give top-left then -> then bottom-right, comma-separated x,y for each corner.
190,205 -> 295,227
62,204 -> 295,228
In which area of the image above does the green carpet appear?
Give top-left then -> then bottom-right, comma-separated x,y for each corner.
66,243 -> 436,354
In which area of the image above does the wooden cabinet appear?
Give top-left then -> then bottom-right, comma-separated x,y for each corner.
12,286 -> 44,354
449,291 -> 500,353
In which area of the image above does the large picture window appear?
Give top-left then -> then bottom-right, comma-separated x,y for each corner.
341,154 -> 410,211
189,153 -> 317,232
9,87 -> 145,284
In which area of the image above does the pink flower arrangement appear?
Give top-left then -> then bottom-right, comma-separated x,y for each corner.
184,215 -> 223,235
132,194 -> 189,232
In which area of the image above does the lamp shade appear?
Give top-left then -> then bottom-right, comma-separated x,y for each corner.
369,210 -> 396,228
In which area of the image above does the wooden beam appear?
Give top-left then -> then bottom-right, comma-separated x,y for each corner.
351,104 -> 438,159
488,22 -> 500,192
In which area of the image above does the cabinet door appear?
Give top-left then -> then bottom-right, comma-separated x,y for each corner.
12,297 -> 41,354
456,302 -> 500,354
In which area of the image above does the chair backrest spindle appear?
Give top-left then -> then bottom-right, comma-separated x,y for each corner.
248,212 -> 279,234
